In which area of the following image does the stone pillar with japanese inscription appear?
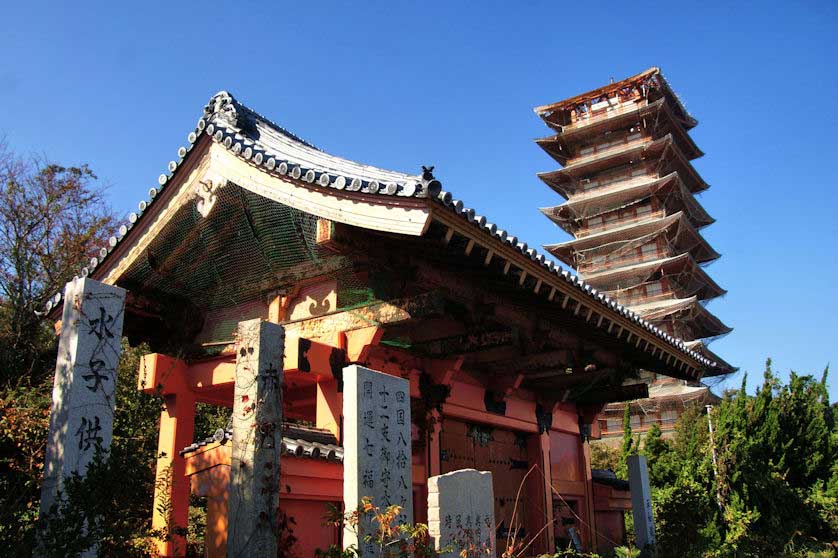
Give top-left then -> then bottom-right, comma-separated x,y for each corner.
343,365 -> 413,557
628,455 -> 657,556
39,278 -> 126,522
428,469 -> 496,558
227,319 -> 285,558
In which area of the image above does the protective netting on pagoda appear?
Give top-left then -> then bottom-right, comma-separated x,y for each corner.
602,262 -> 718,303
550,174 -> 711,230
602,382 -> 712,416
568,215 -> 714,269
655,311 -> 731,346
119,182 -> 370,328
632,297 -> 697,321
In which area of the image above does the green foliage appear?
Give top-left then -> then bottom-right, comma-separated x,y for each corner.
590,441 -> 621,472
617,403 -> 640,479
642,423 -> 675,487
317,497 -> 441,558
534,547 -> 639,558
536,549 -> 604,557
707,361 -> 838,556
0,376 -> 52,552
186,495 -> 208,557
631,360 -> 838,557
193,401 -> 229,440
652,477 -> 717,558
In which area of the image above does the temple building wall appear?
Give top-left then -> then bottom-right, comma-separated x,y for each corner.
176,358 -> 602,557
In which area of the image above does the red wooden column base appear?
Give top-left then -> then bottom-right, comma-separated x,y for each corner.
140,354 -> 196,558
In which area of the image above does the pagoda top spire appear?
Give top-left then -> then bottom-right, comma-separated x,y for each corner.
534,67 -> 696,130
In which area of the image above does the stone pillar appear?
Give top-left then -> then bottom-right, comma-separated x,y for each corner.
343,365 -> 413,557
226,319 -> 285,558
428,469 -> 496,558
628,455 -> 656,555
39,278 -> 126,522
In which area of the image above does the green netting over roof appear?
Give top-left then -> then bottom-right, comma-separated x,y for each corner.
119,182 -> 370,327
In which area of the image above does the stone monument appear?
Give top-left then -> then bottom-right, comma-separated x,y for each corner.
343,365 -> 413,557
428,469 -> 496,558
628,454 -> 657,555
39,278 -> 126,517
227,319 -> 285,558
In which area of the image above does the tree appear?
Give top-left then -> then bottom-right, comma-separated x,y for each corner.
643,423 -> 675,488
0,141 -> 116,385
710,361 -> 838,555
640,360 -> 838,557
590,442 -> 621,472
0,142 -> 120,554
617,403 -> 640,479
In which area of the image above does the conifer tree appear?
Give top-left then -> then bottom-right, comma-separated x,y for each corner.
618,402 -> 639,479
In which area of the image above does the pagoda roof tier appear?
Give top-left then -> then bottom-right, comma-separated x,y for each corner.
684,340 -> 737,376
539,172 -> 714,235
39,90 -> 723,379
632,297 -> 732,340
534,67 -> 696,133
583,253 -> 726,302
537,134 -> 708,199
536,98 -> 703,165
601,381 -> 718,414
544,212 -> 720,268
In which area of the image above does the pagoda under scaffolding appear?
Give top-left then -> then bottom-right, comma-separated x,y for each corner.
534,67 -> 734,437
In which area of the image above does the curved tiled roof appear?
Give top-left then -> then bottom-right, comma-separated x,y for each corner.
42,91 -> 718,371
180,423 -> 343,462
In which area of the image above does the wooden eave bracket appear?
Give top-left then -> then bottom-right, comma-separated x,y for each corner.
343,326 -> 384,363
487,371 -> 525,397
428,214 -> 703,379
425,356 -> 465,386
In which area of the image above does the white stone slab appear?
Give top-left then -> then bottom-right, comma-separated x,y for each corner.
628,455 -> 656,552
39,278 -> 126,517
343,365 -> 413,557
227,319 -> 285,558
428,469 -> 496,558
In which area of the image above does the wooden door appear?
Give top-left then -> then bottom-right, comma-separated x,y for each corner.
440,419 -> 530,556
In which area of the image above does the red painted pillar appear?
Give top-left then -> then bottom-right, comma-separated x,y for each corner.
317,379 -> 342,443
153,391 -> 196,557
140,354 -> 196,558
525,433 -> 553,556
582,439 -> 597,553
428,410 -> 442,477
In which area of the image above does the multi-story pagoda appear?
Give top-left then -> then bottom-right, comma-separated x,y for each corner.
534,68 -> 734,436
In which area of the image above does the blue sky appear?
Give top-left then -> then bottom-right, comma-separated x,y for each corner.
2,1 -> 836,399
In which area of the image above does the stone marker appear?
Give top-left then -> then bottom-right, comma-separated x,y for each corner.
227,319 -> 285,558
343,365 -> 413,557
39,278 -> 126,518
628,455 -> 657,554
428,469 -> 496,558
